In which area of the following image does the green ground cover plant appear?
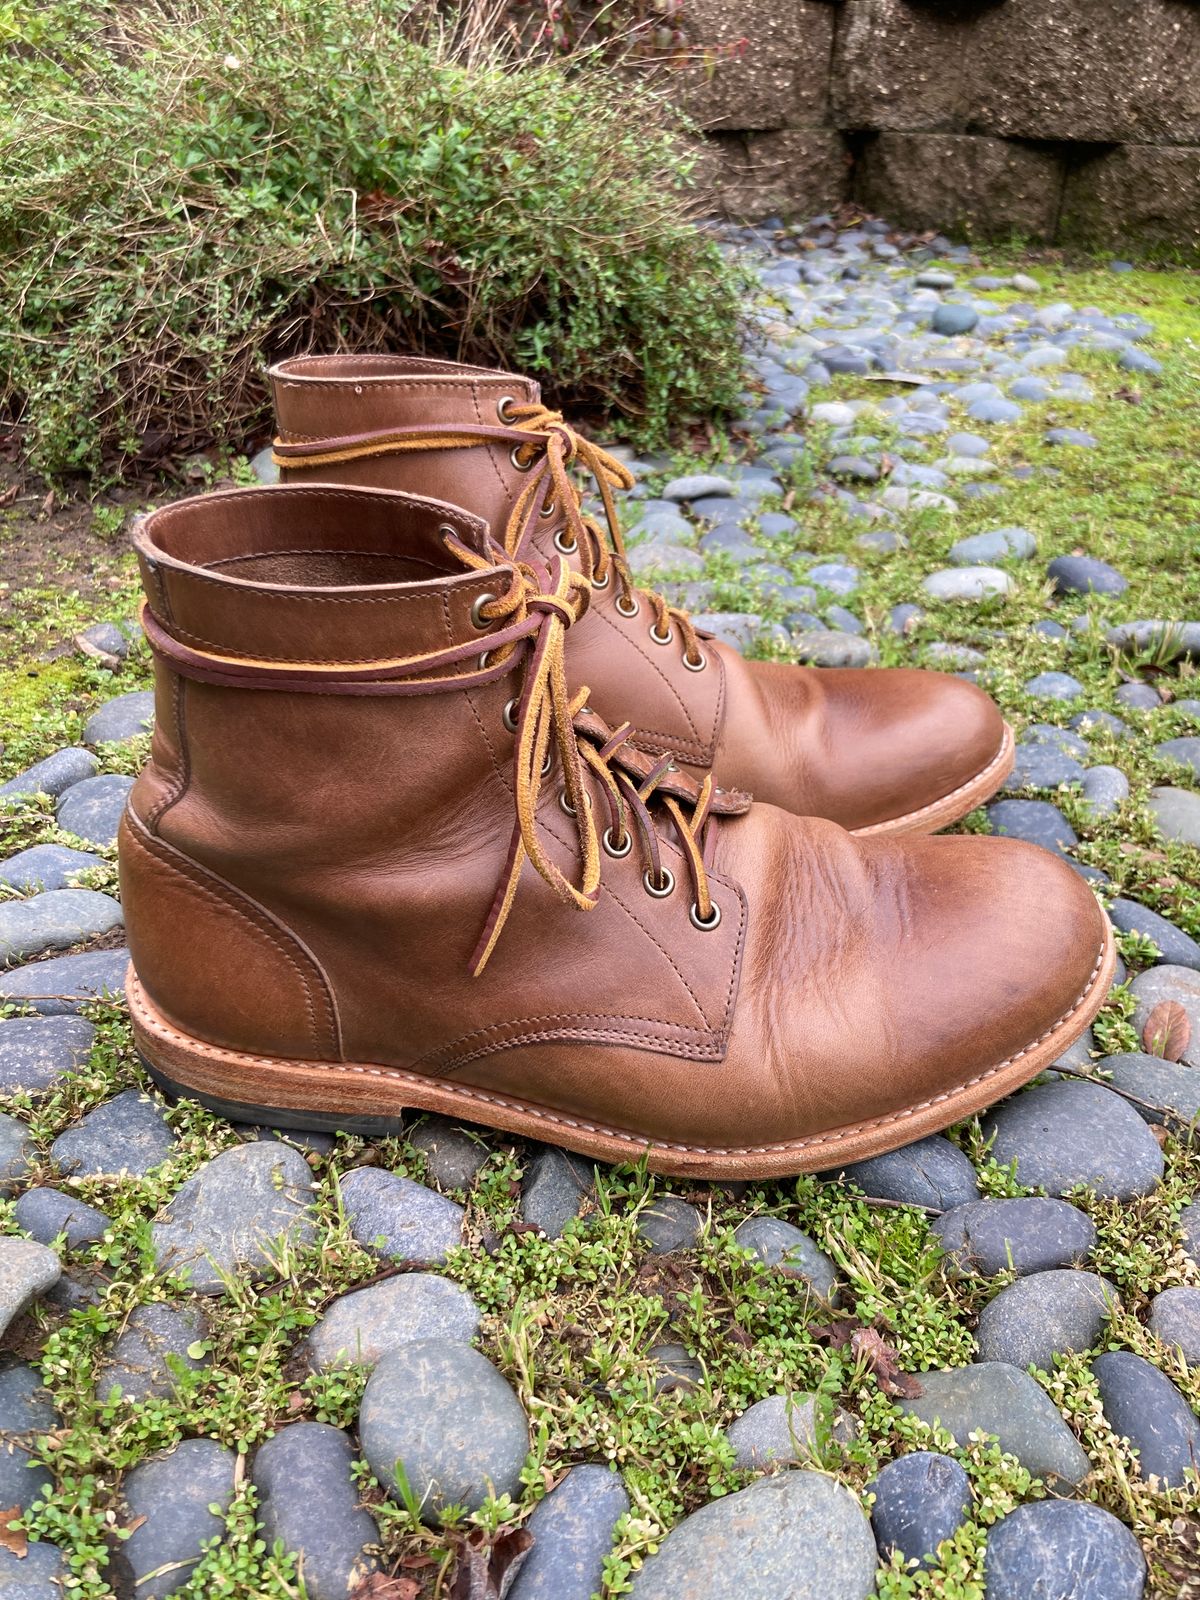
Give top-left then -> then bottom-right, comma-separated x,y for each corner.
0,0 -> 741,478
1,242 -> 1199,1595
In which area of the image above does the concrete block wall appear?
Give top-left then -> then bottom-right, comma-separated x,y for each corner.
680,0 -> 1200,252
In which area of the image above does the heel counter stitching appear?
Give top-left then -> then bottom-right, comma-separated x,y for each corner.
123,813 -> 341,1059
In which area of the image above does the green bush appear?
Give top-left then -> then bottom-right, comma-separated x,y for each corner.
0,0 -> 743,478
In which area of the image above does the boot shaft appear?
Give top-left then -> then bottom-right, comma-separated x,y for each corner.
123,484 -> 745,1076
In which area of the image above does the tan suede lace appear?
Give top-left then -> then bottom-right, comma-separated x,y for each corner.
272,404 -> 706,667
139,543 -> 719,977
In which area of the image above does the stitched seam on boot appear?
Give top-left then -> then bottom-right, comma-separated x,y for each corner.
145,673 -> 191,831
130,935 -> 1109,1155
590,604 -> 720,760
124,817 -> 341,1059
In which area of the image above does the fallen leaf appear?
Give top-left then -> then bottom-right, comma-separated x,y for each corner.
448,1526 -> 534,1600
1143,1000 -> 1191,1062
348,1574 -> 420,1600
72,633 -> 121,670
851,1327 -> 924,1399
0,1509 -> 27,1558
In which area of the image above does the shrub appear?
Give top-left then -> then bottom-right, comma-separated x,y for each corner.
0,0 -> 743,478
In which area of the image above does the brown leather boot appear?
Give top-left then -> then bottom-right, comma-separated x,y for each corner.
268,355 -> 1014,836
120,483 -> 1112,1179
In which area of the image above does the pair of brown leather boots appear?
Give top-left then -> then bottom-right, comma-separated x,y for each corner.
121,355 -> 1115,1179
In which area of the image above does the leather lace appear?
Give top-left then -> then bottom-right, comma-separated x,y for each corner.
139,542 -> 720,977
272,404 -> 705,666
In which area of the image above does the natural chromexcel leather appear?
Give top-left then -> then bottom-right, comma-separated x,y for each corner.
121,483 -> 1113,1177
267,353 -> 1012,834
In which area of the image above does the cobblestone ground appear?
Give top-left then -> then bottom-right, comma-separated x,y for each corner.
0,216 -> 1198,1599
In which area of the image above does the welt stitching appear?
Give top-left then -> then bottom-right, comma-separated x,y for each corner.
130,937 -> 1109,1155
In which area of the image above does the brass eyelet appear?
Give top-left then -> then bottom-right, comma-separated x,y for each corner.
603,827 -> 633,859
649,622 -> 674,646
615,594 -> 640,619
478,651 -> 492,671
502,698 -> 519,734
643,867 -> 675,898
690,901 -> 722,931
542,750 -> 553,777
471,592 -> 497,630
682,650 -> 707,673
497,395 -> 518,422
539,498 -> 557,519
438,522 -> 459,544
559,788 -> 576,817
510,445 -> 533,473
592,570 -> 611,591
553,529 -> 577,555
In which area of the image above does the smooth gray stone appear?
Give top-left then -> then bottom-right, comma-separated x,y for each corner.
0,948 -> 130,1014
790,630 -> 874,668
968,396 -> 1022,424
0,889 -> 124,967
1130,966 -> 1200,1068
95,1302 -> 208,1402
661,474 -> 734,502
984,1500 -> 1145,1600
508,1465 -> 629,1600
922,566 -> 1013,601
1107,620 -> 1200,661
1024,671 -> 1083,701
153,1141 -> 315,1293
975,1270 -> 1116,1370
689,611 -> 760,651
1047,555 -> 1129,596
984,1080 -> 1164,1199
340,1167 -> 464,1264
55,774 -> 134,848
924,644 -> 986,670
118,1438 -> 237,1600
628,1471 -> 878,1600
14,1187 -> 109,1249
806,562 -> 859,596
52,1088 -> 176,1178
1079,765 -> 1130,817
1149,1287 -> 1200,1362
647,1341 -> 704,1394
1045,428 -> 1098,448
985,798 -> 1077,858
828,455 -> 880,484
948,527 -> 1035,565
306,1273 -> 480,1372
868,1451 -> 970,1568
1116,682 -> 1165,710
0,1541 -> 67,1596
733,1217 -> 838,1303
253,1422 -> 381,1600
1009,376 -> 1051,401
521,1147 -> 593,1239
1120,347 -> 1162,376
1157,735 -> 1200,778
408,1118 -> 490,1191
634,511 -> 694,543
946,432 -> 990,458
1108,899 -> 1200,970
0,748 -> 97,801
0,1240 -> 61,1342
824,605 -> 864,636
1103,1052 -> 1200,1129
835,1134 -> 978,1212
887,603 -> 924,636
899,1364 -> 1090,1486
724,1392 -> 853,1470
1181,1201 -> 1200,1265
933,1198 -> 1096,1277
0,1363 -> 55,1513
360,1340 -> 529,1521
251,446 -> 280,484
83,691 -> 155,747
0,845 -> 105,893
1093,1350 -> 1200,1488
627,541 -> 705,578
1149,786 -> 1200,846
932,305 -> 979,336
77,621 -> 129,660
1003,742 -> 1085,793
0,1111 -> 33,1201
638,1197 -> 702,1254
1070,709 -> 1129,738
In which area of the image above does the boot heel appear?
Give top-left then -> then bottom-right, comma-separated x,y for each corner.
138,1056 -> 407,1138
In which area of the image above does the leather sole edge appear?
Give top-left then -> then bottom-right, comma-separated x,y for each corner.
849,722 -> 1016,839
127,921 -> 1116,1179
